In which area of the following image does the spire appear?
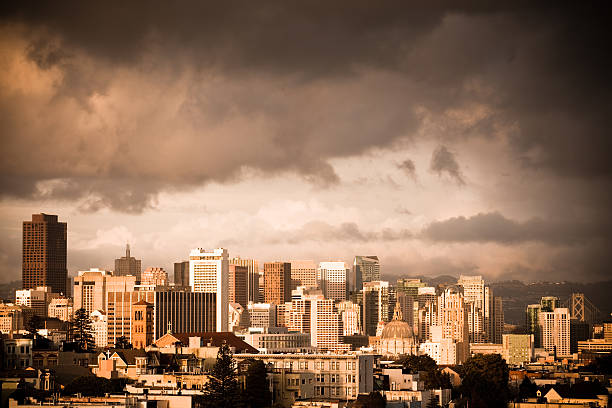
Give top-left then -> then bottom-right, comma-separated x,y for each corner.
167,321 -> 172,335
393,301 -> 402,321
126,242 -> 130,258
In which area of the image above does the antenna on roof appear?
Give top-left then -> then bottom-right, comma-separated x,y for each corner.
126,243 -> 131,258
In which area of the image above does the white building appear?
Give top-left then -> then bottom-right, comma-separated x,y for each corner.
539,307 -> 571,358
337,300 -> 361,336
228,302 -> 248,332
317,262 -> 348,301
15,286 -> 60,317
48,297 -> 73,321
310,296 -> 349,352
248,302 -> 276,329
90,310 -> 108,348
419,338 -> 458,366
189,248 -> 229,331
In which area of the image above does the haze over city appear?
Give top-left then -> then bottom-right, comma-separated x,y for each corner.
1,2 -> 610,283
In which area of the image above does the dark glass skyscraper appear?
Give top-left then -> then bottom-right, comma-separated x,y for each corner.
114,243 -> 141,280
353,255 -> 380,292
22,213 -> 67,294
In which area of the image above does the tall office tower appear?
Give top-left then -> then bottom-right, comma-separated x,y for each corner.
539,307 -> 571,357
229,264 -> 248,307
570,318 -> 590,353
317,261 -> 349,301
229,257 -> 260,303
15,286 -> 60,317
526,304 -> 542,347
22,213 -> 67,294
362,281 -> 390,336
264,262 -> 291,306
247,302 -> 277,329
540,296 -> 559,312
416,287 -> 437,341
493,296 -> 504,344
286,286 -> 318,333
353,256 -> 380,292
438,286 -> 470,362
337,300 -> 361,336
106,284 -> 153,347
154,290 -> 216,340
457,275 -> 491,343
173,261 -> 189,286
395,292 -> 415,325
141,267 -> 168,286
397,278 -> 427,298
310,296 -> 348,352
73,268 -> 113,314
258,271 -> 265,303
189,248 -> 229,332
114,244 -> 142,280
290,260 -> 318,290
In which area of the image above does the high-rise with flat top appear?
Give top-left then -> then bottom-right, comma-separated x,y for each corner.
23,213 -> 67,294
189,248 -> 229,332
353,256 -> 380,292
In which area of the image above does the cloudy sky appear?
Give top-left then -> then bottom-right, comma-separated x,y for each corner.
1,2 -> 610,283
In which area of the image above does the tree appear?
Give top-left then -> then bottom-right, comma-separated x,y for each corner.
63,376 -> 113,396
353,391 -> 386,408
426,394 -> 441,408
198,342 -> 243,408
398,354 -> 438,374
72,308 -> 95,351
114,336 -> 133,349
458,353 -> 510,408
244,359 -> 271,408
25,314 -> 43,337
518,377 -> 537,401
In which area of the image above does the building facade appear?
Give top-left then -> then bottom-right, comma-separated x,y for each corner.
22,213 -> 67,294
114,244 -> 142,280
264,262 -> 291,306
141,267 -> 168,286
317,261 -> 348,301
353,256 -> 380,292
189,248 -> 229,332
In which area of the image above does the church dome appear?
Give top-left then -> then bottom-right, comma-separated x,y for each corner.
381,319 -> 414,342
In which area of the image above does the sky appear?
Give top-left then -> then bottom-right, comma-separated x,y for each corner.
0,2 -> 611,283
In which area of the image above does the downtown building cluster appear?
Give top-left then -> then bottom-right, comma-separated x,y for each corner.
1,213 -> 610,408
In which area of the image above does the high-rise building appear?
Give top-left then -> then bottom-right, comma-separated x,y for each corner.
310,296 -> 348,352
397,279 -> 426,298
438,286 -> 469,362
48,297 -> 73,321
526,304 -> 542,347
457,275 -> 495,343
114,244 -> 141,280
90,310 -> 108,348
141,267 -> 168,286
229,264 -> 248,308
154,290 -> 216,340
493,296 -> 504,344
540,296 -> 559,312
229,257 -> 260,303
173,261 -> 190,287
73,268 -> 114,314
248,302 -> 277,329
22,213 -> 67,294
353,256 -> 380,292
290,260 -> 318,290
264,262 -> 291,306
317,261 -> 348,301
105,282 -> 151,347
539,307 -> 571,357
502,334 -> 534,366
189,248 -> 229,332
337,300 -> 361,336
362,281 -> 390,336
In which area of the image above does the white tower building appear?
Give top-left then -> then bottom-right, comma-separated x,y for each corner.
189,248 -> 229,331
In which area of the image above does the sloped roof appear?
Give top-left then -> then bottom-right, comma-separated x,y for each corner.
171,332 -> 258,353
109,348 -> 148,365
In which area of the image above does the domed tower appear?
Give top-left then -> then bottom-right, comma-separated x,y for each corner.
378,301 -> 418,357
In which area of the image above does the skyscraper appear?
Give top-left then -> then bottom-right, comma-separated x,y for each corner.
22,213 -> 67,294
539,307 -> 571,357
189,248 -> 229,332
362,281 -> 390,336
229,257 -> 259,303
114,244 -> 142,280
526,304 -> 542,347
353,256 -> 380,292
317,261 -> 348,301
173,261 -> 189,286
229,264 -> 248,308
264,262 -> 291,306
290,260 -> 318,290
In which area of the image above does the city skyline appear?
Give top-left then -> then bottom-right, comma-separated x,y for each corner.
1,3 -> 611,284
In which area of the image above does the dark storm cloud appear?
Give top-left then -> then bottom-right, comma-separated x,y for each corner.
397,159 -> 417,180
429,146 -> 465,185
0,1 -> 611,212
269,221 -> 412,245
421,212 -> 610,245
